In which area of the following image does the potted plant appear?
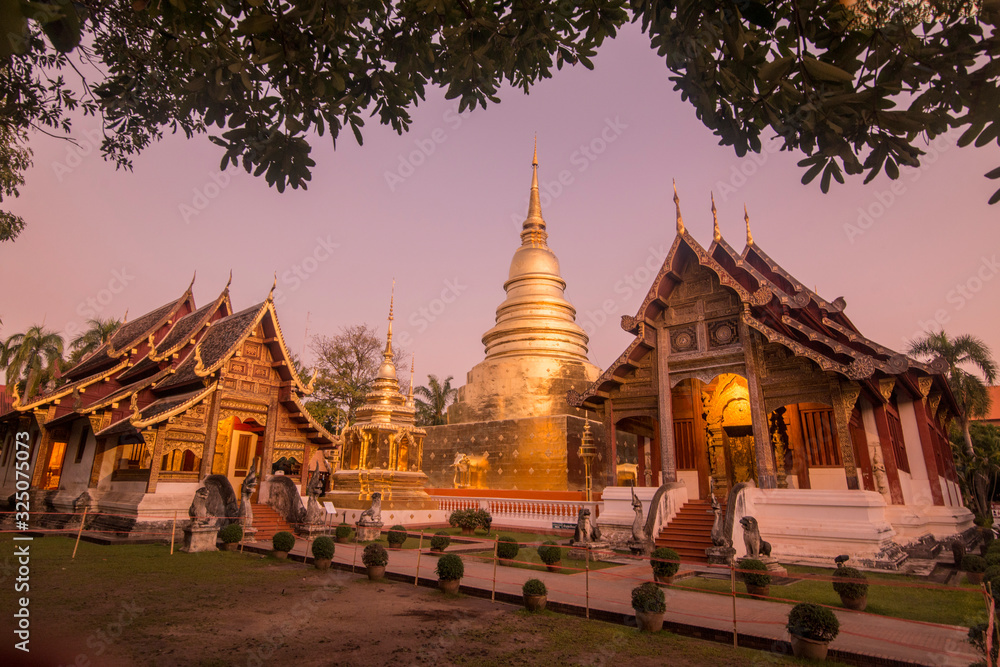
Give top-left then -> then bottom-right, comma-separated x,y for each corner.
436,553 -> 464,594
335,524 -> 353,544
272,531 -> 295,559
787,602 -> 840,661
650,546 -> 680,585
312,536 -> 335,570
449,509 -> 478,536
362,542 -> 388,581
218,523 -> 242,551
497,535 -> 519,565
738,558 -> 771,597
387,524 -> 408,549
631,582 -> 666,632
430,531 -> 451,553
474,508 -> 493,533
522,578 -> 548,612
538,541 -> 562,572
963,554 -> 987,584
832,566 -> 869,610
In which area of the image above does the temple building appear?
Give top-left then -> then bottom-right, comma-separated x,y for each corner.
0,277 -> 334,536
571,190 -> 972,565
421,146 -> 631,494
327,292 -> 435,512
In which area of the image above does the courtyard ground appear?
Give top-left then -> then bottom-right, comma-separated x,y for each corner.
0,535 -> 846,667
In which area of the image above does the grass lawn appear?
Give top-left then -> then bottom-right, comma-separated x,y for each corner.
680,564 -> 985,627
462,546 -> 622,574
352,526 -> 574,551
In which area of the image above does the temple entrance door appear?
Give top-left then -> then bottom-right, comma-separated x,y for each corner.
725,434 -> 758,489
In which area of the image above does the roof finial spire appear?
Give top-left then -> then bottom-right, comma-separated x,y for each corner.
744,204 -> 754,246
711,193 -> 721,242
187,271 -> 197,292
122,308 -> 129,323
225,269 -> 233,290
673,180 -> 685,235
408,356 -> 415,400
267,272 -> 277,301
385,279 -> 395,355
521,137 -> 548,247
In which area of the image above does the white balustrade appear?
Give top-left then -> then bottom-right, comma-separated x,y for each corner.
428,495 -> 599,530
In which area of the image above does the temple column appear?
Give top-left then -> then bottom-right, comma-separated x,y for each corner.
262,400 -> 278,478
200,391 -> 222,481
897,396 -> 936,506
831,381 -> 861,490
604,400 -> 617,487
739,320 -> 776,488
650,423 -> 663,486
30,424 -> 57,488
910,394 -> 945,506
146,425 -> 167,493
872,403 -> 905,504
655,326 -> 677,484
636,436 -> 647,487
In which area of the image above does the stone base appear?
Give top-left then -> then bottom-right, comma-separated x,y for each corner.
901,533 -> 943,560
242,526 -> 258,543
706,546 -> 736,565
356,523 -> 383,542
566,542 -> 610,561
183,525 -> 219,553
760,556 -> 788,578
627,539 -> 652,556
298,523 -> 330,538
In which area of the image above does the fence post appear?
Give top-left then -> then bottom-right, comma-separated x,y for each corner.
586,545 -> 591,619
352,539 -> 359,574
71,506 -> 88,560
731,559 -> 738,648
491,534 -> 499,601
170,511 -> 177,555
415,529 -> 424,586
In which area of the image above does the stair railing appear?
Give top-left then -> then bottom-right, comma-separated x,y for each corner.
643,481 -> 689,540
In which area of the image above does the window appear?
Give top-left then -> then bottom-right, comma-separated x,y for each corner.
42,441 -> 68,490
886,411 -> 910,474
800,408 -> 841,467
73,426 -> 88,464
235,434 -> 251,475
673,420 -> 697,470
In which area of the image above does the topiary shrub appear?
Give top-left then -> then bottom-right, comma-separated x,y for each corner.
497,535 -> 519,560
537,541 -> 562,566
738,558 -> 771,588
473,508 -> 493,532
832,566 -> 868,599
631,582 -> 667,613
987,540 -> 1000,557
964,554 -> 987,573
651,547 -> 681,579
436,553 -> 465,581
312,536 -> 335,560
430,531 -> 451,551
272,531 -> 295,553
984,565 -> 1000,583
387,524 -> 408,548
218,523 -> 243,544
335,524 -> 352,540
362,542 -> 388,568
787,603 -> 840,642
522,578 -> 547,597
985,553 -> 1000,569
448,509 -> 478,531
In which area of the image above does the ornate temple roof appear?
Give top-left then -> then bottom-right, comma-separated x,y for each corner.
574,189 -> 958,415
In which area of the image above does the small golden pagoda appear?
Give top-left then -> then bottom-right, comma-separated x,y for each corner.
327,290 -> 434,510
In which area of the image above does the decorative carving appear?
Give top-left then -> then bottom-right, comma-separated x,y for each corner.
740,516 -> 772,558
878,378 -> 896,402
357,492 -> 383,526
189,487 -> 211,526
928,356 -> 949,374
928,394 -> 942,418
840,382 -> 862,414
846,356 -> 876,380
790,290 -> 811,308
630,488 -> 645,542
621,315 -> 639,333
711,494 -> 731,547
239,467 -> 257,527
450,452 -> 490,489
708,319 -> 739,347
885,354 -> 909,375
917,377 -> 934,399
566,389 -> 584,408
671,326 -> 697,353
749,286 -> 772,307
571,508 -> 601,545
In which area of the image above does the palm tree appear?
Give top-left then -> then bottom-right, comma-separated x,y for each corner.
1,326 -> 65,399
414,375 -> 457,426
69,317 -> 121,363
908,331 -> 997,456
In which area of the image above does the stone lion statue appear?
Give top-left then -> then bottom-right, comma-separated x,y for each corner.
189,487 -> 210,526
572,508 -> 601,545
740,516 -> 771,558
358,491 -> 382,526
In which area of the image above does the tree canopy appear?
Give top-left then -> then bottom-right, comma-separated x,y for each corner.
2,0 -> 998,241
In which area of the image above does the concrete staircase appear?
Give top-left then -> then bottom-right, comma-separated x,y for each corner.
250,503 -> 294,543
654,499 -> 718,564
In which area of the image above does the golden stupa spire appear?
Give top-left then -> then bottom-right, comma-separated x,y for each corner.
673,179 -> 685,235
408,356 -> 415,400
521,136 -> 548,247
711,193 -> 721,242
376,281 -> 398,380
744,204 -> 754,246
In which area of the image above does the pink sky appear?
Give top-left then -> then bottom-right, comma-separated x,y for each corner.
2,24 -> 999,387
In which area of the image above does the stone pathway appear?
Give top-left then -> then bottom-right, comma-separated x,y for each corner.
249,538 -> 979,667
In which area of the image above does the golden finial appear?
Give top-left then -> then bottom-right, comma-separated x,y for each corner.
10,382 -> 20,408
408,356 -> 415,399
307,367 -> 318,394
225,269 -> 232,290
389,278 -> 395,322
122,308 -> 129,323
384,280 -> 395,356
532,135 -> 538,168
130,392 -> 140,418
187,270 -> 196,292
194,342 -> 206,373
711,192 -> 721,242
744,204 -> 754,246
673,179 -> 685,235
522,138 -> 547,247
267,272 -> 277,301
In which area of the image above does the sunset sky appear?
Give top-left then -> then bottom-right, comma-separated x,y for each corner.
2,23 -> 998,388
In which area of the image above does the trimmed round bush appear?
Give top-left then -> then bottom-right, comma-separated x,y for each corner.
963,554 -> 987,573
738,558 -> 771,588
218,523 -> 243,544
537,541 -> 562,566
497,535 -> 519,560
387,524 -> 408,547
985,553 -> 1000,569
335,524 -> 352,539
787,603 -> 840,642
832,566 -> 868,599
651,547 -> 681,578
631,582 -> 667,613
987,540 -> 1000,557
448,509 -> 478,531
430,531 -> 451,551
272,531 -> 295,553
312,536 -> 335,560
984,565 -> 1000,582
362,542 -> 389,568
474,509 -> 493,532
436,553 -> 465,581
522,578 -> 547,597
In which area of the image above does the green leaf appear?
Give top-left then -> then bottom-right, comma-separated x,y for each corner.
758,56 -> 795,84
985,166 -> 1000,180
802,57 -> 854,84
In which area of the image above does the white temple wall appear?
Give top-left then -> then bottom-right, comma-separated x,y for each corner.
807,468 -> 848,491
896,398 -> 936,506
677,470 -> 700,497
57,421 -> 96,491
